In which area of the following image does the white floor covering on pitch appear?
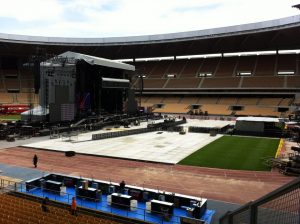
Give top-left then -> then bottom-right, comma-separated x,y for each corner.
23,119 -> 232,164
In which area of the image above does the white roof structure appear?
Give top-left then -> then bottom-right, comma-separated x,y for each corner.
236,117 -> 280,123
21,106 -> 49,116
0,15 -> 299,45
102,77 -> 130,83
58,51 -> 135,71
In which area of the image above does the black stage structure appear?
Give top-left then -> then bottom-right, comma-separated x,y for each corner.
39,51 -> 136,122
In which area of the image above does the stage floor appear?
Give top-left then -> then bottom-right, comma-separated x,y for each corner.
24,131 -> 221,164
23,119 -> 231,164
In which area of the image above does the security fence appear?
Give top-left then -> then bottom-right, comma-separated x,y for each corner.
92,120 -> 186,140
219,177 -> 300,224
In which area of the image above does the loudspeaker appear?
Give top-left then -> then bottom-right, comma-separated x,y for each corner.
65,151 -> 76,157
34,60 -> 40,94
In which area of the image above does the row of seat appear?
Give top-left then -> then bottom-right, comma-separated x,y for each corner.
143,96 -> 294,106
0,193 -> 122,224
133,54 -> 300,78
150,103 -> 285,117
0,92 -> 38,104
0,78 -> 34,91
134,75 -> 300,89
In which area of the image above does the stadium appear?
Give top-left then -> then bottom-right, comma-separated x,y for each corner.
0,4 -> 299,224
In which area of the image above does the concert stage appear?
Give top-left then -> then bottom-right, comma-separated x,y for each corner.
23,119 -> 229,164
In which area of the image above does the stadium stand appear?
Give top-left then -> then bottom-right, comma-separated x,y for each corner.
143,78 -> 167,88
0,80 -> 5,91
198,58 -> 220,75
19,69 -> 34,79
0,193 -> 123,224
154,103 -> 190,113
146,96 -> 164,104
16,93 -> 38,104
161,96 -> 181,103
0,16 -> 298,119
294,97 -> 300,104
0,93 -> 14,104
235,56 -> 257,74
20,79 -> 34,91
255,55 -> 276,76
217,97 -> 237,105
1,69 -> 19,76
214,57 -> 237,77
197,97 -> 218,104
180,58 -> 203,77
278,97 -> 293,106
201,77 -> 240,88
277,54 -> 297,72
165,78 -> 200,88
141,95 -> 294,116
5,79 -> 20,90
200,104 -> 230,115
180,96 -> 199,104
167,60 -> 189,77
258,97 -> 282,106
235,106 -> 280,117
236,97 -> 259,105
241,76 -> 284,88
148,60 -> 171,78
287,76 -> 300,88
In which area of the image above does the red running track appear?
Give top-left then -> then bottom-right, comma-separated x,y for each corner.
0,147 -> 295,204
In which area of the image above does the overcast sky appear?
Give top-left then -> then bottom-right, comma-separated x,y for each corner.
0,0 -> 299,38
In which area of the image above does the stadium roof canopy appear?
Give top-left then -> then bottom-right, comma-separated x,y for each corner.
0,15 -> 300,59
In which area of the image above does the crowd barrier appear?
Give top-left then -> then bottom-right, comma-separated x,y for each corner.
92,120 -> 186,141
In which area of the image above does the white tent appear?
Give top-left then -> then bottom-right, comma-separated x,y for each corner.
21,106 -> 49,121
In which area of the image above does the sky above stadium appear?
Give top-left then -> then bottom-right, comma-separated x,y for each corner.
0,0 -> 299,38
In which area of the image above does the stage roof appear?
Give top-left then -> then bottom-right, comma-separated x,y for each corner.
56,51 -> 135,71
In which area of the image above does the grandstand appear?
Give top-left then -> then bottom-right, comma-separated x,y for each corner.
0,13 -> 299,224
132,53 -> 299,117
1,17 -> 299,118
0,193 -> 123,224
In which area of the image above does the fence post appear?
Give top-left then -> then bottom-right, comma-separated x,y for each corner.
228,213 -> 233,224
250,204 -> 257,224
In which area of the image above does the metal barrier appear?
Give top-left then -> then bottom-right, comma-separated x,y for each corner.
92,120 -> 187,141
0,179 -> 183,224
220,177 -> 300,224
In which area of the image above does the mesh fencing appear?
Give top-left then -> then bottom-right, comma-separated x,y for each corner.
232,208 -> 251,224
256,188 -> 300,224
220,178 -> 300,224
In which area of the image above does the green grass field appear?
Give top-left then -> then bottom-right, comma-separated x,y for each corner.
179,136 -> 279,171
0,114 -> 21,121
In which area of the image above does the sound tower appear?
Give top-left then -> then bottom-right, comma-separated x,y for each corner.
34,60 -> 40,94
